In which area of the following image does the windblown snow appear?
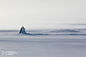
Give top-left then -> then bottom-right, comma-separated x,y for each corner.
0,29 -> 86,57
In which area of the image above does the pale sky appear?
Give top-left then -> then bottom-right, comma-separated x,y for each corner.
0,0 -> 86,30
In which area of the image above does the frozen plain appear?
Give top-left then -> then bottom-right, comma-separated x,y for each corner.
0,29 -> 86,57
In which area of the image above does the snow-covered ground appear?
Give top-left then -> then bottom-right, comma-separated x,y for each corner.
0,29 -> 86,57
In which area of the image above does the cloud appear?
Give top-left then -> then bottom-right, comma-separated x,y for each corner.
70,24 -> 86,25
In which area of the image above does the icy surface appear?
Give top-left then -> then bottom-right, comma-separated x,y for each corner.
0,29 -> 86,57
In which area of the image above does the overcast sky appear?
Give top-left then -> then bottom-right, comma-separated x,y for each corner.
0,0 -> 86,30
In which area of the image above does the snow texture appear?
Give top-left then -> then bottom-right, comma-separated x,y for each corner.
0,29 -> 86,57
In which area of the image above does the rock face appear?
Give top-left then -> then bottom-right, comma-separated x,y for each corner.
19,26 -> 26,34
